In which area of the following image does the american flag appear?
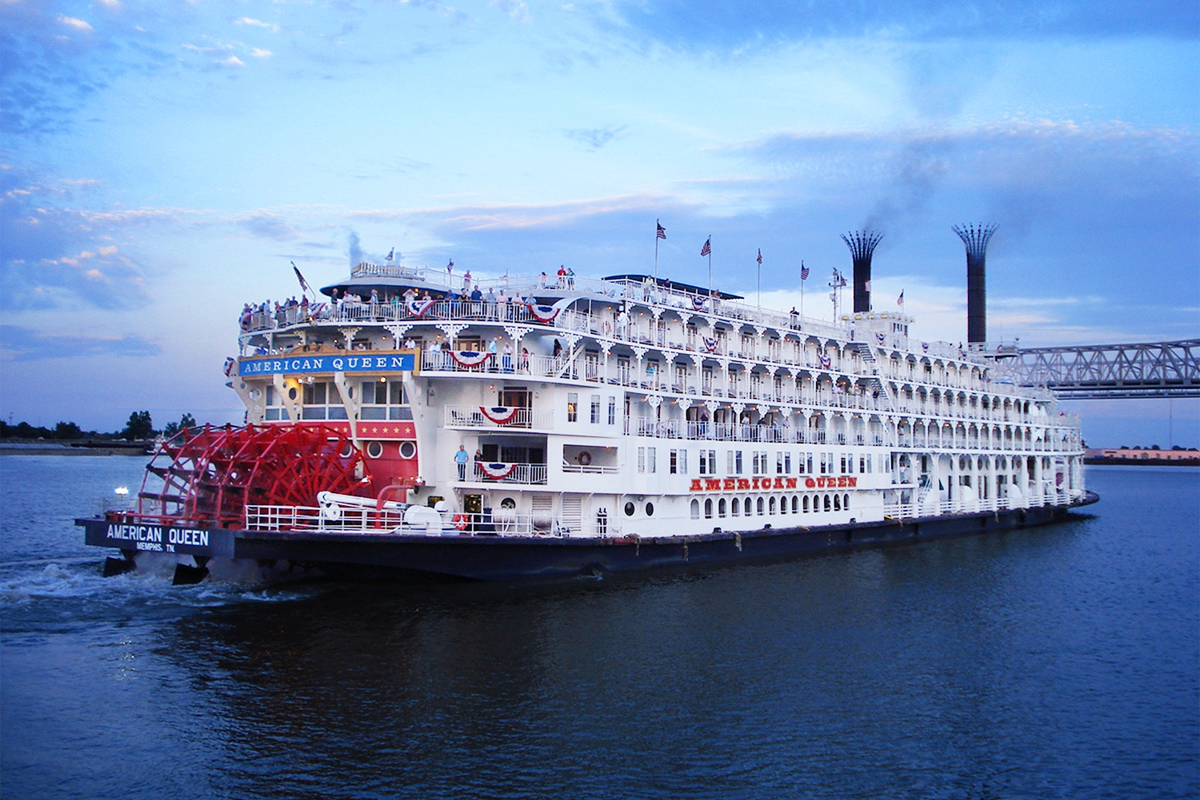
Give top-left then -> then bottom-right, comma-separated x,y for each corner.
756,249 -> 762,265
897,290 -> 904,306
700,237 -> 711,257
447,259 -> 454,274
657,221 -> 666,240
291,262 -> 311,294
800,262 -> 810,281
386,248 -> 394,262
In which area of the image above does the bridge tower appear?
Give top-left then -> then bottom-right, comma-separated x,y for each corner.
841,230 -> 883,314
953,222 -> 996,344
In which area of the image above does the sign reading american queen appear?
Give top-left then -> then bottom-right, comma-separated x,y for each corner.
688,476 -> 858,492
238,350 -> 418,377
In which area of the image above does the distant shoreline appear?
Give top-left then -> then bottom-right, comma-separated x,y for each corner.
0,442 -> 152,457
1084,457 -> 1199,467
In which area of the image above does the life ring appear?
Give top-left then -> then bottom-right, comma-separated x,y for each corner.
577,451 -> 592,466
453,513 -> 469,531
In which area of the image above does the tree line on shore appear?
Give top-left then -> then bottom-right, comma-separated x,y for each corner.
1,411 -> 200,442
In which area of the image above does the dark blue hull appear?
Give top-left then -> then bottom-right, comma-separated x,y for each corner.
79,492 -> 1098,583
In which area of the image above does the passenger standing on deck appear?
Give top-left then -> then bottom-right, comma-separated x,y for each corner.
455,445 -> 470,481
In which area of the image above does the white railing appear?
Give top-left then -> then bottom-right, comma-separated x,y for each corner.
467,462 -> 548,485
444,405 -> 555,430
882,490 -> 1073,520
561,464 -> 620,474
245,505 -> 565,537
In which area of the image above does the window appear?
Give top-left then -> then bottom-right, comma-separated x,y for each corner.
704,499 -> 713,519
608,396 -> 617,425
690,499 -> 700,519
752,451 -> 768,474
743,497 -> 752,516
728,450 -> 743,475
678,449 -> 687,474
819,453 -> 827,474
791,496 -> 798,513
860,456 -> 867,474
756,497 -> 765,515
776,451 -> 791,475
769,497 -> 776,515
301,381 -> 347,420
361,379 -> 410,420
590,394 -> 601,424
647,447 -> 656,473
718,498 -> 727,518
803,496 -> 810,512
637,447 -> 646,473
670,448 -> 687,475
264,385 -> 290,421
731,498 -> 740,516
840,454 -> 848,473
567,392 -> 578,422
699,449 -> 717,475
806,453 -> 814,474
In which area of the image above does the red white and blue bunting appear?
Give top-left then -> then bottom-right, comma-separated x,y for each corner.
702,336 -> 719,353
525,297 -> 575,323
691,296 -> 709,312
819,354 -> 832,369
876,332 -> 887,346
478,462 -> 517,480
450,350 -> 492,368
479,406 -> 520,424
407,298 -> 435,317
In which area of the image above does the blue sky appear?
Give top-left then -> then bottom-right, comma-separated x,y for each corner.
2,0 -> 1197,445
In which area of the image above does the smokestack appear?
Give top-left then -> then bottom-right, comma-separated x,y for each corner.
841,231 -> 883,313
952,223 -> 996,344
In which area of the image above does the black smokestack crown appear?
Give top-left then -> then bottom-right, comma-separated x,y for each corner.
841,230 -> 883,313
953,223 -> 996,344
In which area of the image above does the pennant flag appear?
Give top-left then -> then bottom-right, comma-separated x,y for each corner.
291,262 -> 311,294
800,262 -> 810,281
479,462 -> 518,480
479,406 -> 520,424
897,290 -> 904,306
386,248 -> 395,263
407,298 -> 435,317
657,221 -> 666,240
450,350 -> 492,368
700,237 -> 711,257
756,249 -> 763,265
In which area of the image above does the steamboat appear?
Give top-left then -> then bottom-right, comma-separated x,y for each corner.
79,232 -> 1097,583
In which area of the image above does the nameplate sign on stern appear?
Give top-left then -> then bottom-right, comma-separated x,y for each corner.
85,521 -> 236,558
238,350 -> 418,377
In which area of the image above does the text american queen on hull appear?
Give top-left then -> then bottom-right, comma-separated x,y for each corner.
689,476 -> 858,493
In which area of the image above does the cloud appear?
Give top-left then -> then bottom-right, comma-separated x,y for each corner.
234,17 -> 280,33
0,165 -> 161,310
564,126 -> 628,150
0,325 -> 160,361
600,0 -> 1200,52
56,15 -> 94,33
237,211 -> 302,241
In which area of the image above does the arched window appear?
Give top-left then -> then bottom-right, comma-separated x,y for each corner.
824,494 -> 831,512
844,493 -> 850,510
803,496 -> 809,512
792,495 -> 799,513
744,497 -> 752,516
769,497 -> 776,515
757,497 -> 765,515
731,498 -> 740,516
690,499 -> 700,519
704,499 -> 713,519
718,498 -> 727,518
833,495 -> 841,511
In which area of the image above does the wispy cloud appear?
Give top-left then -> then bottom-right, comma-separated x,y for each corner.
564,126 -> 628,150
0,325 -> 160,361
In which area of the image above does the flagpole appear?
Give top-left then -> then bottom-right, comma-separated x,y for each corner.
757,255 -> 761,313
707,235 -> 712,297
654,219 -> 659,281
800,260 -> 805,320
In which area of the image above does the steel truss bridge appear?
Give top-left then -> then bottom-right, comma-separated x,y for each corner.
998,339 -> 1199,399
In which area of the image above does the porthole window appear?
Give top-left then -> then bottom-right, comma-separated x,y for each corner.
624,501 -> 636,517
366,441 -> 383,459
288,387 -> 298,401
340,441 -> 355,458
501,497 -> 516,509
398,441 -> 417,459
645,502 -> 655,517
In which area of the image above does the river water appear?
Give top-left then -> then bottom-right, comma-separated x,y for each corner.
1,456 -> 1197,799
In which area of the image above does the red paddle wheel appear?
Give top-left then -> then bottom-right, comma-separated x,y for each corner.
138,424 -> 372,528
